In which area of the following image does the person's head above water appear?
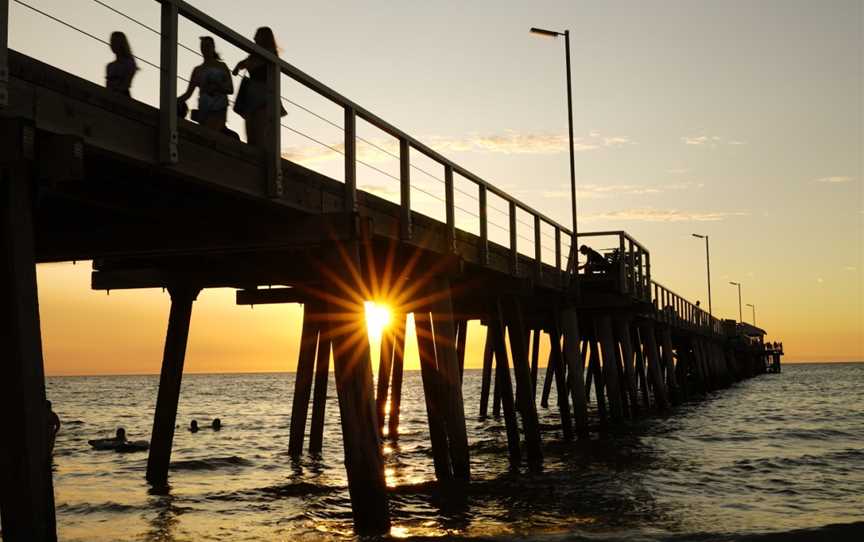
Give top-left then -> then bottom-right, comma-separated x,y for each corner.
211,418 -> 221,431
110,31 -> 133,59
115,427 -> 126,440
254,27 -> 278,54
199,36 -> 220,60
190,420 -> 199,432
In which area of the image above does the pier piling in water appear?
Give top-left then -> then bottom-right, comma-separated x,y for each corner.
146,285 -> 199,486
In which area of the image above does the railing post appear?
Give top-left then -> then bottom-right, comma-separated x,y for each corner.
344,106 -> 357,212
444,165 -> 455,252
509,201 -> 518,275
265,60 -> 283,197
159,1 -> 179,164
555,227 -> 562,285
645,251 -> 651,294
479,184 -> 488,265
534,215 -> 542,279
0,0 -> 8,109
618,233 -> 626,294
399,138 -> 411,240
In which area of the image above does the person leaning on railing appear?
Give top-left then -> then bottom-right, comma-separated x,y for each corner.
232,27 -> 285,146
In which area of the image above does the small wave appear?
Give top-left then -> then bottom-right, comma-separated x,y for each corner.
169,455 -> 252,471
56,501 -> 140,514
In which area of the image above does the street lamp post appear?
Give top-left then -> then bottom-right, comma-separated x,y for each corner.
746,303 -> 756,326
729,281 -> 742,323
691,234 -> 712,317
530,27 -> 578,284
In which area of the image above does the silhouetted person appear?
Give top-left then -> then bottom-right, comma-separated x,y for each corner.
179,36 -> 233,132
233,27 -> 281,146
190,420 -> 199,433
578,245 -> 611,274
46,400 -> 60,458
106,31 -> 137,96
211,418 -> 221,431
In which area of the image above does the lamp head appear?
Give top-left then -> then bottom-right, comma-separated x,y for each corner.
692,233 -> 705,239
530,27 -> 562,38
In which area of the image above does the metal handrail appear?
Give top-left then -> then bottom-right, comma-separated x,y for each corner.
154,0 -> 573,277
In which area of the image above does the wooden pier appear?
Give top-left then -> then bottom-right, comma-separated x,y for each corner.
0,1 -> 782,539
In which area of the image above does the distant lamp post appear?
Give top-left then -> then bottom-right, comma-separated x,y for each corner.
746,303 -> 756,326
530,26 -> 578,279
692,233 -> 712,317
729,281 -> 743,323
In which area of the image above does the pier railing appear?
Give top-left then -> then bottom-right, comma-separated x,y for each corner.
651,280 -> 721,335
575,231 -> 651,302
150,0 -> 575,275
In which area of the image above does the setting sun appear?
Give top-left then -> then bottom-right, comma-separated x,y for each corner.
364,301 -> 393,341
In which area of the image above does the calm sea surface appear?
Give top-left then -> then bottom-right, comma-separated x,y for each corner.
37,363 -> 864,541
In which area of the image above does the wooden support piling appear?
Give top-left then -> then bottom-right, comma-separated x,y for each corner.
429,279 -> 470,480
414,310 -> 453,480
549,323 -> 574,440
615,318 -> 640,413
455,319 -> 468,382
289,302 -> 321,458
597,315 -> 625,420
560,308 -> 587,436
488,316 -> 521,469
375,326 -> 395,437
530,329 -> 541,399
308,332 -> 331,455
659,326 -> 679,405
638,321 -> 669,410
0,160 -> 57,542
588,341 -> 607,420
324,262 -> 389,534
146,285 -> 199,486
540,352 -> 556,408
388,313 -> 407,438
479,327 -> 494,418
502,297 -> 543,472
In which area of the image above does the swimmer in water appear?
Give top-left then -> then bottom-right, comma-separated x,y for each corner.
190,420 -> 199,433
211,418 -> 221,431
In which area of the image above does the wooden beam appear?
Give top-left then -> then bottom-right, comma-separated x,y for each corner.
560,308 -> 587,436
488,316 -> 520,468
236,287 -> 307,305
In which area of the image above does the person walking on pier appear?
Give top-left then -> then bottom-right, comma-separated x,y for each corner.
232,27 -> 283,146
179,36 -> 234,132
105,31 -> 138,97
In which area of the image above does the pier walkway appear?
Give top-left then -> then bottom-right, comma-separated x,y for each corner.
0,1 -> 781,539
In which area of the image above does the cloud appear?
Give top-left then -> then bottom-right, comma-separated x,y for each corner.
282,130 -> 637,165
542,181 -> 703,200
843,266 -> 857,272
667,168 -> 690,174
583,208 -> 749,223
681,135 -> 746,148
814,176 -> 854,184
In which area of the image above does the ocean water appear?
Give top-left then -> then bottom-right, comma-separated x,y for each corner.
35,363 -> 864,541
